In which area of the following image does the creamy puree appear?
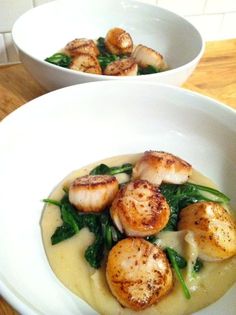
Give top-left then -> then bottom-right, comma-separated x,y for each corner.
41,154 -> 236,315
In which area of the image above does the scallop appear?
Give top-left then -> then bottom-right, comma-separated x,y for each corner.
69,175 -> 119,212
106,238 -> 173,311
178,201 -> 236,261
103,58 -> 138,76
65,38 -> 99,57
110,179 -> 170,237
105,27 -> 133,55
69,53 -> 102,74
133,150 -> 192,186
132,44 -> 167,71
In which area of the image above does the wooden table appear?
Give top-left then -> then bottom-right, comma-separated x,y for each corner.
0,39 -> 235,315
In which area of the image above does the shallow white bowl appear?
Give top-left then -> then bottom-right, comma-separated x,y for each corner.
12,0 -> 204,91
0,82 -> 235,315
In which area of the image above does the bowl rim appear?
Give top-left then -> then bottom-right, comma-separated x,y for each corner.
12,0 -> 205,80
0,81 -> 235,315
2,81 -> 236,125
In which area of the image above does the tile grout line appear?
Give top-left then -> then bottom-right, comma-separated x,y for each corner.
0,34 -> 8,63
202,0 -> 208,14
218,13 -> 226,38
185,11 -> 236,17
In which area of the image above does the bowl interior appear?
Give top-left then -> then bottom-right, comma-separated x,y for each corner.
13,0 -> 202,69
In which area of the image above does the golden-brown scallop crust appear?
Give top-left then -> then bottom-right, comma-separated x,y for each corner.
133,150 -> 192,186
105,27 -> 133,55
65,38 -> 99,57
178,201 -> 236,261
106,238 -> 173,311
103,58 -> 138,76
69,53 -> 102,74
69,175 -> 119,212
110,179 -> 170,236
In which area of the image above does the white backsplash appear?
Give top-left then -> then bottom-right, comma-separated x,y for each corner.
0,0 -> 235,64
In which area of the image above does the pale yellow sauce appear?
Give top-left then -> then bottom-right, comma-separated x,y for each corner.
41,154 -> 236,315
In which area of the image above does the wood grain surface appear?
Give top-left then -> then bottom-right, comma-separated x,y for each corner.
0,39 -> 235,315
183,39 -> 236,109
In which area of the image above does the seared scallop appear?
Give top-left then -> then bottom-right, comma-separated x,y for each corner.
132,44 -> 167,71
110,179 -> 170,237
103,58 -> 138,76
65,38 -> 99,57
133,151 -> 192,186
105,27 -> 133,55
178,201 -> 236,261
69,53 -> 102,74
69,175 -> 119,212
106,238 -> 173,311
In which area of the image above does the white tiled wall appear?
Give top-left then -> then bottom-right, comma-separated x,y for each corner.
0,0 -> 235,65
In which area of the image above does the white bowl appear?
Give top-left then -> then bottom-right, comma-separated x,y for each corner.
0,81 -> 235,315
12,0 -> 204,91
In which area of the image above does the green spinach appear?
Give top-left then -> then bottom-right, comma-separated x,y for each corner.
166,247 -> 191,299
90,163 -> 133,176
138,65 -> 159,75
160,182 -> 230,231
193,258 -> 203,273
44,194 -> 123,268
45,53 -> 72,68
